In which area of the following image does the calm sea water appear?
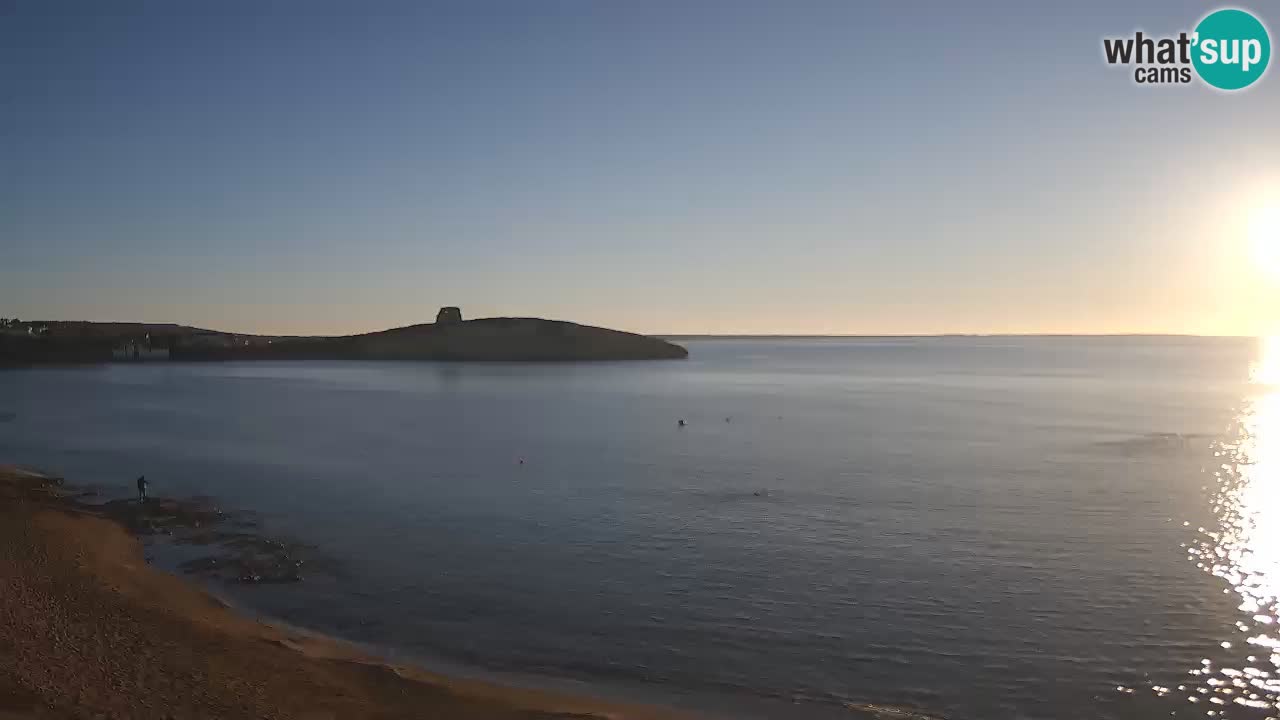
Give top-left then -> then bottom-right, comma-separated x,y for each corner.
3,337 -> 1278,720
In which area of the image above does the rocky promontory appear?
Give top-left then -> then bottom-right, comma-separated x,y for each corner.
191,316 -> 689,362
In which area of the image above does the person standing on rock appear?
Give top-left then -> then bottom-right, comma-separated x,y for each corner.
136,475 -> 148,503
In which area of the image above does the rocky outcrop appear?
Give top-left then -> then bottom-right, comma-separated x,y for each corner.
435,306 -> 462,324
169,318 -> 688,362
344,318 -> 687,361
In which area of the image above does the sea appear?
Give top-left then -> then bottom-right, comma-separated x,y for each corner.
2,336 -> 1277,720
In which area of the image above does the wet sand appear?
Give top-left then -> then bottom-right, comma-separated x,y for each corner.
0,466 -> 688,720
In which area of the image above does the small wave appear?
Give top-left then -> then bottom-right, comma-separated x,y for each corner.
845,702 -> 947,720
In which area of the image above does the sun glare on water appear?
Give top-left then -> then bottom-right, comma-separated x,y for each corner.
1251,205 -> 1280,282
1171,337 -> 1280,714
1255,337 -> 1280,387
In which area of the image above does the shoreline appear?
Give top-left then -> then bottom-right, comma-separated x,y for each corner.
0,316 -> 690,366
0,465 -> 693,720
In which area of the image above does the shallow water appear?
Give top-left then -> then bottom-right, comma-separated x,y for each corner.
2,337 -> 1277,719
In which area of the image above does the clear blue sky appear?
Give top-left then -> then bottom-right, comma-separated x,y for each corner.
4,1 -> 1279,335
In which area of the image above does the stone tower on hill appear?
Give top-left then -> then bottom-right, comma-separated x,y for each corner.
436,306 -> 462,324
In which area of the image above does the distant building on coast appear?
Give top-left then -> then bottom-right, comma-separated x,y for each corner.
0,320 -> 47,337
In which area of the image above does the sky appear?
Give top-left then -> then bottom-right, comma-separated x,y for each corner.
3,1 -> 1279,336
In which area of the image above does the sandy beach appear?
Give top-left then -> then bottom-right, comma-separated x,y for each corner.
0,466 -> 686,720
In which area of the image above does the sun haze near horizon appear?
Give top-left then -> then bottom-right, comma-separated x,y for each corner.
3,1 -> 1279,338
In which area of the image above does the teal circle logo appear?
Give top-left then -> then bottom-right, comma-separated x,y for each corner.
1193,8 -> 1271,90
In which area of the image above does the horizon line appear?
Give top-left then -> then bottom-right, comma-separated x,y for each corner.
13,319 -> 1263,341
659,333 -> 1262,340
